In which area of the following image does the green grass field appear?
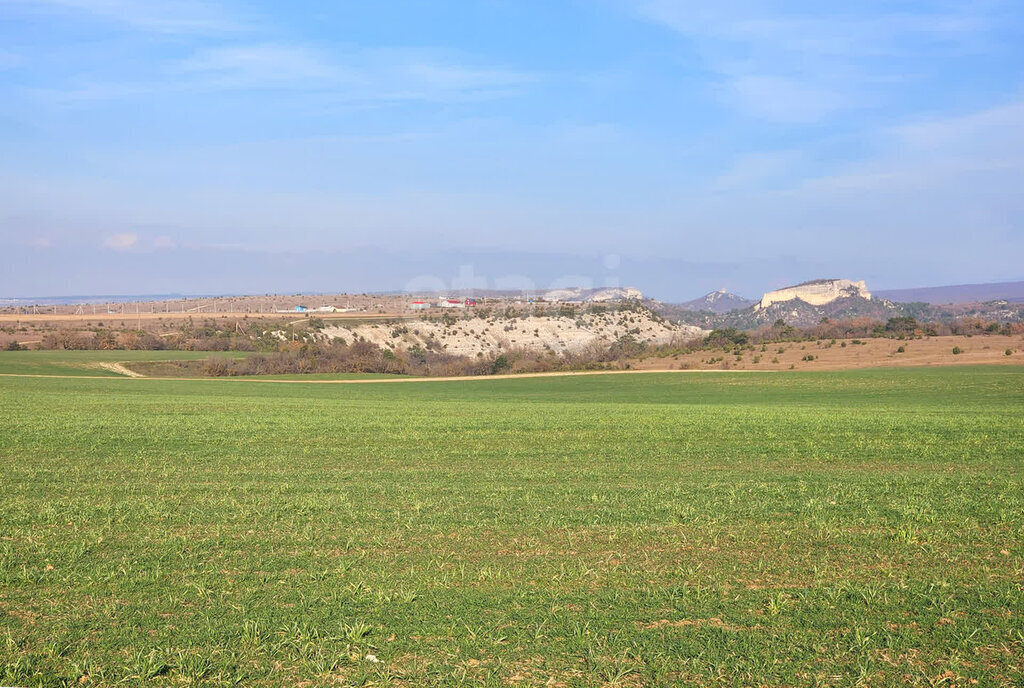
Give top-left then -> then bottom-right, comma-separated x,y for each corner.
1,359 -> 1023,686
0,351 -> 403,381
0,350 -> 237,377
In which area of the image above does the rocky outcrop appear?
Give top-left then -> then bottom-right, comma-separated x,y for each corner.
757,279 -> 870,310
543,287 -> 643,302
323,308 -> 703,358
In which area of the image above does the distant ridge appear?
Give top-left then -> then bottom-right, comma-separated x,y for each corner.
875,281 -> 1024,305
0,293 -> 194,306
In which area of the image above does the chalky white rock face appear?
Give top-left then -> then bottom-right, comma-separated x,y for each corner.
588,287 -> 644,302
757,280 -> 871,309
542,287 -> 644,302
322,310 -> 704,358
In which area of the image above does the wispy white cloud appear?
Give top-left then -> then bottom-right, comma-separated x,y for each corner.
628,0 -> 1005,122
175,45 -> 537,95
689,99 -> 1023,266
4,0 -> 245,34
103,232 -> 138,250
404,62 -> 536,92
6,0 -> 540,108
802,100 -> 1024,193
632,1 -> 997,56
33,43 -> 541,106
726,75 -> 850,123
98,232 -> 178,252
712,149 -> 803,191
176,44 -> 342,86
702,97 -> 1024,242
895,100 -> 1024,156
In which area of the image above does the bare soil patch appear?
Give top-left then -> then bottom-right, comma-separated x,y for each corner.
631,334 -> 1024,372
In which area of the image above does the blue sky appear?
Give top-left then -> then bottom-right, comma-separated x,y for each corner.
1,0 -> 1022,299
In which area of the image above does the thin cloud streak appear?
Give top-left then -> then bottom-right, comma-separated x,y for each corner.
2,0 -> 247,34
628,0 -> 1008,122
176,44 -> 343,84
30,43 -> 543,106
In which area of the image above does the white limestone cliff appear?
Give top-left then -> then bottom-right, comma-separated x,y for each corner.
757,279 -> 871,310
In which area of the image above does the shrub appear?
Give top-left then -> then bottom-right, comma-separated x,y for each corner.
609,334 -> 646,359
952,346 -> 962,355
885,317 -> 919,336
706,328 -> 748,348
202,357 -> 232,376
491,354 -> 511,375
896,346 -> 905,353
1006,349 -> 1013,356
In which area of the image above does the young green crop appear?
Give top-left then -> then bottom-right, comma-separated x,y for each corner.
1,365 -> 1023,686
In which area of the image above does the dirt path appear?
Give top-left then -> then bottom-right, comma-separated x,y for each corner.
0,368 -> 757,384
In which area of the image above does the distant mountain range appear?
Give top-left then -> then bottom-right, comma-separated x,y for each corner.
663,278 -> 1024,328
874,281 -> 1024,304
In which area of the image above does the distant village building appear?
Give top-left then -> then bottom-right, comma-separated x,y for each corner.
410,301 -> 431,310
439,299 -> 466,309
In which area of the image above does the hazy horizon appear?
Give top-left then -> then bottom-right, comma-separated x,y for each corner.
3,249 -> 1024,306
2,1 -> 1022,298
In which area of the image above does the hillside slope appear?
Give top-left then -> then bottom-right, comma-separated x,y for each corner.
664,296 -> 1024,329
322,308 -> 704,357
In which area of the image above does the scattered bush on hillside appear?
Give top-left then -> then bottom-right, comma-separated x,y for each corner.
885,317 -> 919,336
608,334 -> 646,358
491,354 -> 511,375
706,328 -> 749,348
18,306 -> 1024,379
